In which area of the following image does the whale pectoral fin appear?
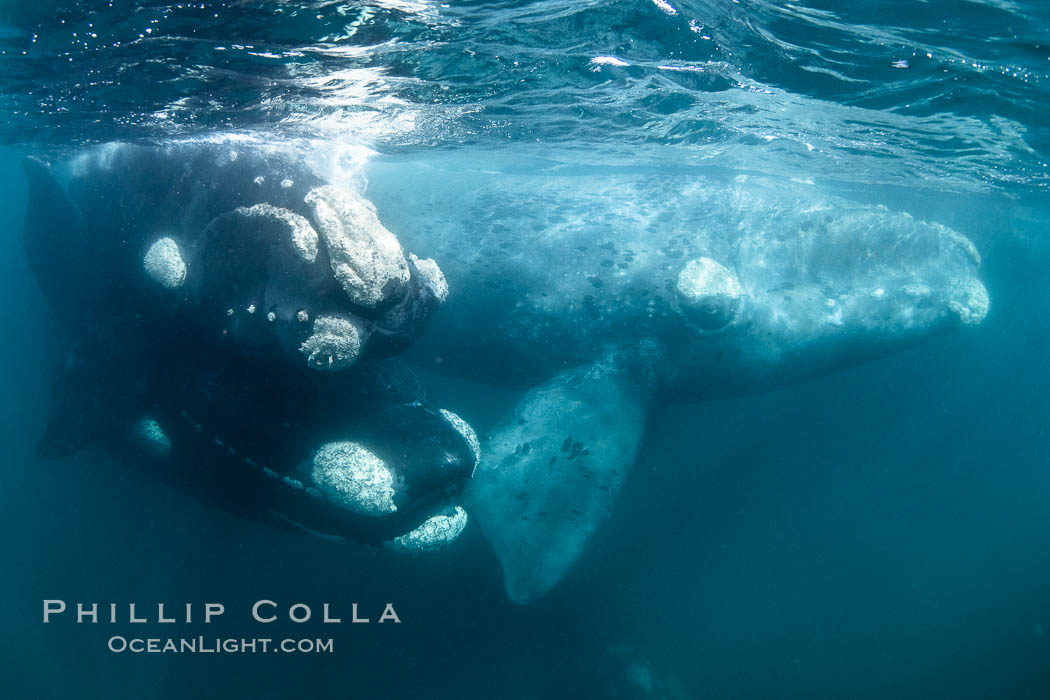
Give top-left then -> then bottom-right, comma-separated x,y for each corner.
464,360 -> 649,605
22,157 -> 98,323
36,341 -> 147,460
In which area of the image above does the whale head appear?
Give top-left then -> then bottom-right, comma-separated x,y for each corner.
659,196 -> 987,400
26,144 -> 452,378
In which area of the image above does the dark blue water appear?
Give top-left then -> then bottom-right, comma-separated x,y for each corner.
2,1 -> 1049,698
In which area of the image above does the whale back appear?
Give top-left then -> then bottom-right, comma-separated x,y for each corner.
367,156 -> 986,400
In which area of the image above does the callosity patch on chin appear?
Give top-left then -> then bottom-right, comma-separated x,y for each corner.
129,416 -> 172,458
438,408 -> 481,471
386,505 -> 469,553
310,441 -> 398,516
143,237 -> 187,289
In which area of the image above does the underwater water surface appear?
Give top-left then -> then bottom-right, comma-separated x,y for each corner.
1,1 -> 1049,698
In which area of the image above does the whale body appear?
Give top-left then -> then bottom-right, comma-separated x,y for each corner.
24,144 -> 478,550
364,154 -> 989,603
25,144 -> 989,601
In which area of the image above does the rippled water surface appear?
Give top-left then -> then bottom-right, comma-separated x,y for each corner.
2,0 -> 1048,191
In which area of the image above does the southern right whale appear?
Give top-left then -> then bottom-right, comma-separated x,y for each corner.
24,142 -> 989,602
24,143 -> 477,551
365,156 -> 990,603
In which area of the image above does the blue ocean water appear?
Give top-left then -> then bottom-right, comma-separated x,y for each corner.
1,1 -> 1049,698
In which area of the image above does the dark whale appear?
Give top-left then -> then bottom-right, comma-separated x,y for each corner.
24,143 -> 477,549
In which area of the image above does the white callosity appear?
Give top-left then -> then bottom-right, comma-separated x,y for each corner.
235,203 -> 319,263
409,253 -> 449,303
438,409 -> 480,468
143,237 -> 187,289
676,256 -> 744,302
311,442 -> 398,516
388,506 -> 469,553
304,186 -> 411,308
727,203 -> 990,340
371,169 -> 991,382
299,315 -> 366,371
675,257 -> 744,330
131,416 -> 172,457
949,278 -> 990,325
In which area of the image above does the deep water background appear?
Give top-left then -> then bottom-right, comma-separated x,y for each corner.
2,0 -> 1050,698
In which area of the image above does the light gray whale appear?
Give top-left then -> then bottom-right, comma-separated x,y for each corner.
363,153 -> 989,604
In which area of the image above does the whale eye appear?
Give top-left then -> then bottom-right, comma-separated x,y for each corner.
691,295 -> 739,330
676,257 -> 744,331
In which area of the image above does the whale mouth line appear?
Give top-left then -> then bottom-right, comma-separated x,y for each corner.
172,409 -> 322,500
166,411 -> 467,526
156,410 -> 470,551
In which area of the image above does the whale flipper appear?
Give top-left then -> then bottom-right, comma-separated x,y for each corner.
36,338 -> 149,459
465,360 -> 649,604
22,157 -> 106,327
